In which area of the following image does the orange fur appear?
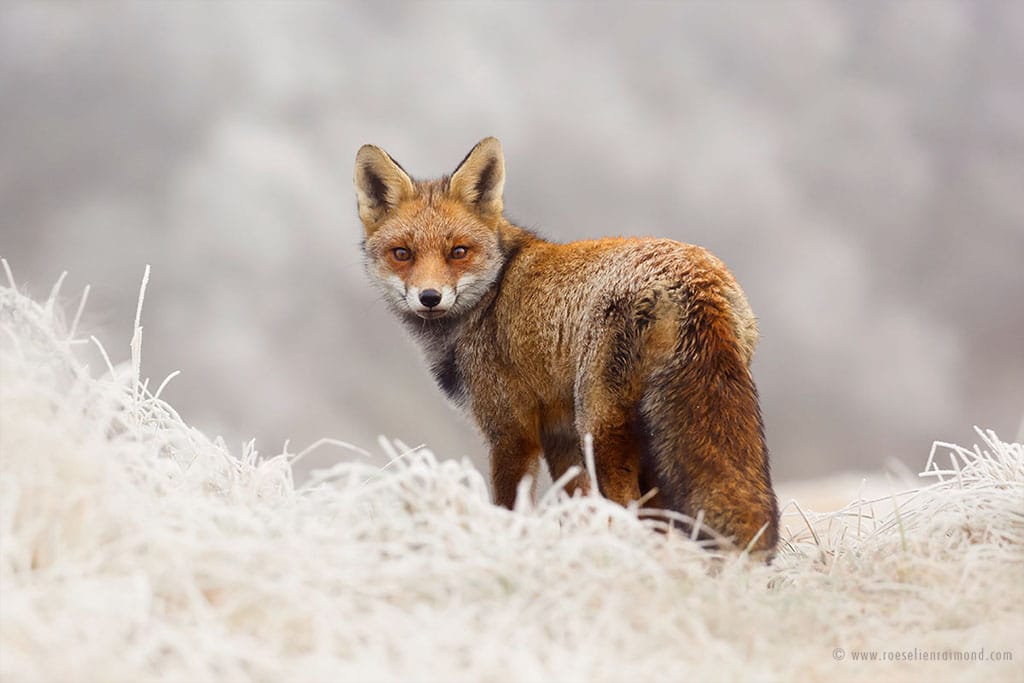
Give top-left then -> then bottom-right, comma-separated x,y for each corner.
355,138 -> 778,555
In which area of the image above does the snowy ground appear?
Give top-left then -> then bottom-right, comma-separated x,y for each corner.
2,269 -> 1022,683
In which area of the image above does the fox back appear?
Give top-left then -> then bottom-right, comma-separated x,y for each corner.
354,137 -> 779,555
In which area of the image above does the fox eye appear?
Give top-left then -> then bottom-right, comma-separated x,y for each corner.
392,247 -> 411,261
450,246 -> 468,259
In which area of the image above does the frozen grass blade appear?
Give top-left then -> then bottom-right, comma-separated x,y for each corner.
2,258 -> 15,289
44,270 -> 67,315
130,265 -> 150,409
68,284 -> 90,341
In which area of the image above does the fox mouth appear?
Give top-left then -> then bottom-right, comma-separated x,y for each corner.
414,309 -> 449,319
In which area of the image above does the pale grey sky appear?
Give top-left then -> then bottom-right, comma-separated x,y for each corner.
2,1 -> 1021,481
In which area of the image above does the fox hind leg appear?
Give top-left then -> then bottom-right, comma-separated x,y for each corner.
574,292 -> 668,508
574,389 -> 645,507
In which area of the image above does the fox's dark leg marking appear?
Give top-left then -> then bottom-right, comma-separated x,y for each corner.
539,421 -> 591,496
635,408 -> 668,511
490,438 -> 541,509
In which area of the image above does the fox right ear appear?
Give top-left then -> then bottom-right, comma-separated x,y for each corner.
354,145 -> 415,233
449,137 -> 505,218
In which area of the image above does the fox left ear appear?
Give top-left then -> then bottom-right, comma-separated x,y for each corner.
449,137 -> 505,217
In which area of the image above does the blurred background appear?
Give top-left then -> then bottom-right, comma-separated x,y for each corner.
2,1 -> 1021,484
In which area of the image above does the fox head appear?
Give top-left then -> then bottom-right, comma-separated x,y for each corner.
354,137 -> 510,321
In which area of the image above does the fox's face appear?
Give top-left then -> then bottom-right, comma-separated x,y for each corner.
355,138 -> 508,321
362,196 -> 506,319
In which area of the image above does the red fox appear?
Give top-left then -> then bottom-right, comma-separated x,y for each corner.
354,137 -> 778,553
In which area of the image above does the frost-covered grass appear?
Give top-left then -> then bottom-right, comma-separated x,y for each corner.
1,267 -> 1022,683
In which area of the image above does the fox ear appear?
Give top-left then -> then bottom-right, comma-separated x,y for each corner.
449,137 -> 505,217
354,145 -> 415,233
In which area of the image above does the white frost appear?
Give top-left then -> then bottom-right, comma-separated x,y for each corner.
1,270 -> 1022,682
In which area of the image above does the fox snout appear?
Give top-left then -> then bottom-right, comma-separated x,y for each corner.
419,289 -> 442,308
404,284 -> 456,319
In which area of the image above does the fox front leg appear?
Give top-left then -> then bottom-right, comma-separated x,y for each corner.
539,425 -> 592,498
485,430 -> 542,509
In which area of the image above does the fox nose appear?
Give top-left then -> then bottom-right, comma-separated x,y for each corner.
419,289 -> 442,308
